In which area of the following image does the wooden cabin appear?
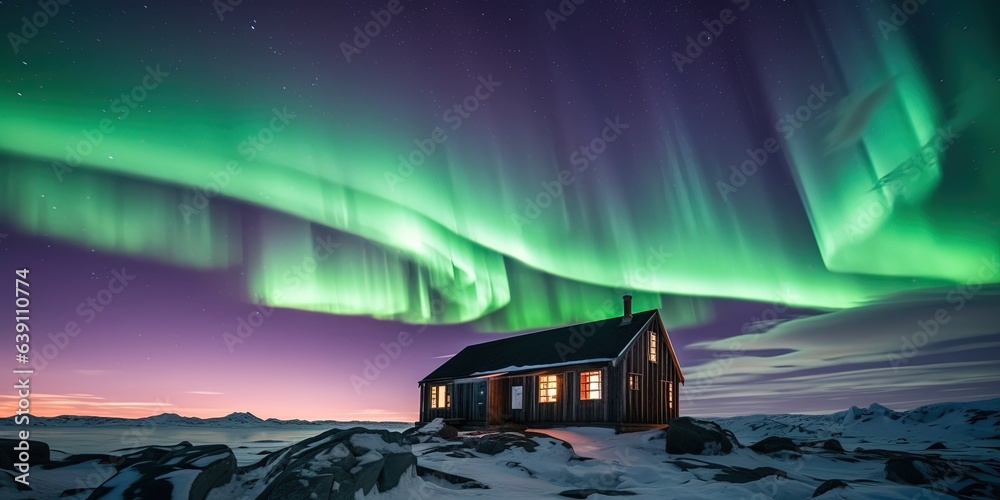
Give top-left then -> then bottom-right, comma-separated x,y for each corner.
417,295 -> 684,432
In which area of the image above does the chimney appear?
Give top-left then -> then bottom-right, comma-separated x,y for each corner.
621,294 -> 633,325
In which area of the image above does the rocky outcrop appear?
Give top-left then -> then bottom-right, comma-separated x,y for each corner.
559,488 -> 636,497
250,427 -> 416,499
48,428 -> 418,500
402,418 -> 459,443
714,466 -> 787,484
0,438 -> 49,466
812,479 -> 848,497
749,436 -> 801,455
87,444 -> 236,500
666,417 -> 740,455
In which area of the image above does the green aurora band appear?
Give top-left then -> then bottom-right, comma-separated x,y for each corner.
0,3 -> 997,332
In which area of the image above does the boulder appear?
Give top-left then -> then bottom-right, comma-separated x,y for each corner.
559,488 -> 637,498
802,438 -> 844,452
813,479 -> 848,497
266,472 -> 336,500
0,470 -> 31,491
403,418 -> 460,442
750,436 -> 801,454
821,439 -> 845,452
415,464 -> 489,489
474,433 -> 539,455
351,451 -> 385,495
260,442 -> 358,500
88,444 -> 236,500
0,438 -> 50,466
377,450 -> 417,491
665,417 -> 739,455
885,456 -> 950,485
714,466 -> 787,484
252,428 -> 415,498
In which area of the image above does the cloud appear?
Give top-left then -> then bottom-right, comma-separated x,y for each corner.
186,391 -> 224,395
682,287 -> 1000,416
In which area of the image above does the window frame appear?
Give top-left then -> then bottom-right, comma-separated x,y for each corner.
649,330 -> 658,363
430,384 -> 450,409
538,374 -> 559,403
629,373 -> 641,391
579,370 -> 602,401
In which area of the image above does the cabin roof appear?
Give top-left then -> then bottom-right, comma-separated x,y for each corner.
420,309 -> 683,382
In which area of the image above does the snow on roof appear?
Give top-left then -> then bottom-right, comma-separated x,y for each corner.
469,358 -> 615,377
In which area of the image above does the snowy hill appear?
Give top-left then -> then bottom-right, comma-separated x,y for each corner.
713,398 -> 1000,447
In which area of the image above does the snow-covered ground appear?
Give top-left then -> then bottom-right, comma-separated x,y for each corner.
2,399 -> 998,498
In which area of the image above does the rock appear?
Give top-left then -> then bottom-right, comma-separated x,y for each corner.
264,442 -> 358,500
267,472 -> 336,500
88,444 -> 236,500
351,451 -> 385,495
813,479 -> 848,497
665,417 -> 739,455
559,488 -> 637,498
885,455 -> 951,485
404,418 -> 460,442
437,424 -> 460,439
416,465 -> 489,489
111,442 -> 194,470
0,470 -> 31,491
254,426 -> 417,499
714,466 -> 787,484
926,441 -> 947,450
474,433 -> 540,455
0,449 -> 13,471
0,438 -> 50,465
821,439 -> 845,452
377,451 -> 416,492
803,438 -> 844,452
328,468 -> 357,500
750,436 -> 801,454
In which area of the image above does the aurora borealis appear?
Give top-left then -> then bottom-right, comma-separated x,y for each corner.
1,0 -> 998,420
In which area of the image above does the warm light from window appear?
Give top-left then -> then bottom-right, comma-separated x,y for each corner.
539,375 -> 558,403
580,370 -> 601,400
649,331 -> 658,362
431,384 -> 449,408
629,373 -> 641,391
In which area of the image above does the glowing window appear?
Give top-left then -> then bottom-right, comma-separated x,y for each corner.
430,385 -> 449,409
649,331 -> 658,363
539,375 -> 558,403
629,373 -> 641,391
580,370 -> 602,400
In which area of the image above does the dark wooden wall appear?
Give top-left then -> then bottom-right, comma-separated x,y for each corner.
482,367 -> 613,425
616,319 -> 681,424
418,379 -> 486,423
418,315 -> 682,427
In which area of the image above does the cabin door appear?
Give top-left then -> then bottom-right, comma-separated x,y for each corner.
473,379 -> 487,422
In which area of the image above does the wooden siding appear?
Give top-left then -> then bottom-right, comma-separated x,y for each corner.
418,313 -> 683,428
617,318 -> 681,425
483,368 -> 612,425
418,379 -> 486,423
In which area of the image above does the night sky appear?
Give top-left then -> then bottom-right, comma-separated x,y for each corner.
1,0 -> 998,421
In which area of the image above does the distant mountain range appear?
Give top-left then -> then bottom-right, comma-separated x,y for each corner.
0,411 -> 411,428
